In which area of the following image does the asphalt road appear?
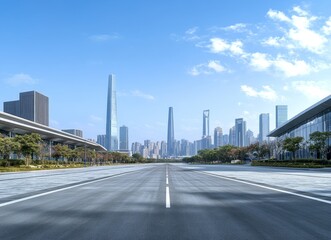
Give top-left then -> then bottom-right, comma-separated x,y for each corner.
0,164 -> 330,240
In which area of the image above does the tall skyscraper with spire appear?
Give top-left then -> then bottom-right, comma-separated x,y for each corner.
167,107 -> 174,157
105,74 -> 118,151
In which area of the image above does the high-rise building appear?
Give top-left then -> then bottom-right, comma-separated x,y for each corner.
202,110 -> 210,137
259,113 -> 270,143
4,91 -> 49,126
223,134 -> 229,145
276,105 -> 288,128
214,127 -> 223,147
245,129 -> 255,146
119,125 -> 129,150
105,74 -> 119,151
97,134 -> 106,148
235,118 -> 246,147
167,107 -> 174,157
229,126 -> 235,146
62,129 -> 83,138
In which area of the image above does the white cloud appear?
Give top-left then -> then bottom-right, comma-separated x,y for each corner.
5,73 -> 38,86
209,38 -> 229,53
267,9 -> 291,22
223,23 -> 247,32
189,60 -> 226,76
262,36 -> 283,47
273,57 -> 312,77
322,17 -> 331,35
208,60 -> 226,72
241,85 -> 278,101
89,34 -> 119,42
250,52 -> 272,71
293,6 -> 309,16
208,38 -> 245,57
131,90 -> 155,100
267,7 -> 327,54
291,81 -> 331,100
186,27 -> 198,35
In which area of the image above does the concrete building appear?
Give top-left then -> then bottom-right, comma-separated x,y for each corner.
0,111 -> 106,159
62,129 -> 83,138
4,91 -> 49,126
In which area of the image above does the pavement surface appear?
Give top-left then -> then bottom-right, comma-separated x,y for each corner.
0,163 -> 330,240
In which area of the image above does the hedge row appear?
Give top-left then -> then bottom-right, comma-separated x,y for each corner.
252,159 -> 331,168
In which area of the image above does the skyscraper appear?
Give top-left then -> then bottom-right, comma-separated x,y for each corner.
105,74 -> 118,151
119,125 -> 129,150
235,118 -> 246,147
4,91 -> 49,126
97,134 -> 106,149
259,113 -> 270,143
214,127 -> 223,148
167,107 -> 174,157
276,105 -> 288,128
202,110 -> 210,137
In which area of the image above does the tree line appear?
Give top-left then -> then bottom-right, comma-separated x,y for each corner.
183,131 -> 331,163
0,133 -> 149,166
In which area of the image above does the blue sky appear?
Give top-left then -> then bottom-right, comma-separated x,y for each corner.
1,0 -> 331,144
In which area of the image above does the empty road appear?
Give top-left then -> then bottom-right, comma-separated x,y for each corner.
0,163 -> 330,240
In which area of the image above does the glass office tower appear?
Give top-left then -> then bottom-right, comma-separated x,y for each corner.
276,105 -> 288,128
105,74 -> 119,151
259,113 -> 270,143
119,125 -> 129,150
167,107 -> 174,157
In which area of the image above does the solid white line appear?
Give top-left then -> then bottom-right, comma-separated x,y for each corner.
166,186 -> 171,208
201,171 -> 331,205
0,172 -> 133,208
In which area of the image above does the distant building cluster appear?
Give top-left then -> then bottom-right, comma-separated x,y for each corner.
4,74 -> 328,160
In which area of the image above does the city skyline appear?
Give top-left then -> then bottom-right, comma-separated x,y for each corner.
1,1 -> 331,143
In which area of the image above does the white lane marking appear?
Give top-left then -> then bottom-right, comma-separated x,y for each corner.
0,172 -> 133,208
201,171 -> 331,205
166,186 -> 171,208
166,177 -> 169,185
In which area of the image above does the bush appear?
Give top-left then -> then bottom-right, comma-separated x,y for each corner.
252,159 -> 331,168
0,159 -> 25,167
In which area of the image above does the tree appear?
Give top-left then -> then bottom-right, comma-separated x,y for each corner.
309,131 -> 331,160
14,133 -> 43,166
283,137 -> 304,160
0,137 -> 20,160
132,153 -> 143,162
52,144 -> 71,161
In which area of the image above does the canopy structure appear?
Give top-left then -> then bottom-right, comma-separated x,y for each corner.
0,111 -> 106,151
268,95 -> 331,137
